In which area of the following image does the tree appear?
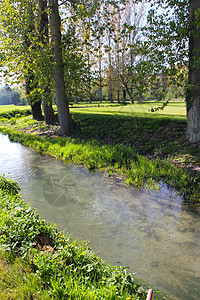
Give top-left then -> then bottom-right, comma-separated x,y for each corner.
49,0 -> 73,135
186,0 -> 200,142
39,0 -> 55,124
0,0 -> 45,120
23,1 -> 44,121
102,0 -> 147,104
142,0 -> 200,142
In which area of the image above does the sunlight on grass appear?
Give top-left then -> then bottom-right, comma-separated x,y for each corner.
0,105 -> 30,113
0,102 -> 186,120
70,101 -> 187,120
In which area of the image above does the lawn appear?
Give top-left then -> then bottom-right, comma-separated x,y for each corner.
70,101 -> 187,120
0,105 -> 30,113
0,101 -> 186,119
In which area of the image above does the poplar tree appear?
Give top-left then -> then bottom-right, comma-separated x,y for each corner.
49,0 -> 73,135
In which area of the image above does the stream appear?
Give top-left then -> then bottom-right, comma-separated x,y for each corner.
0,133 -> 199,299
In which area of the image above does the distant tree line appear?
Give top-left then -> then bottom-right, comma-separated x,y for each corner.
0,86 -> 27,106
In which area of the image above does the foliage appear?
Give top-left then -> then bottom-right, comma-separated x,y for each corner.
0,176 -> 148,299
142,0 -> 189,83
0,0 -> 187,108
0,175 -> 20,196
0,0 -> 53,97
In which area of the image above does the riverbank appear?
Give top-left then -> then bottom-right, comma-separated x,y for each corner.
0,105 -> 199,202
0,175 -> 148,299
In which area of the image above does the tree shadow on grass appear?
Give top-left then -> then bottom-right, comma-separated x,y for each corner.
71,112 -> 198,161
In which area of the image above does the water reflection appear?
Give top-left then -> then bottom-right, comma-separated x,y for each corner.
0,133 -> 200,300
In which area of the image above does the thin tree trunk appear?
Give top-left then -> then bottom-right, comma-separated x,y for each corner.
24,1 -> 43,121
87,53 -> 92,103
98,39 -> 102,103
89,83 -> 92,103
123,89 -> 126,103
119,74 -> 134,104
186,0 -> 200,142
108,35 -> 113,103
49,0 -> 72,135
75,86 -> 78,104
39,0 -> 54,125
117,90 -> 120,103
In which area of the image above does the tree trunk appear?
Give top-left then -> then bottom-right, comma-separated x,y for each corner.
25,73 -> 44,121
39,0 -> 55,125
108,35 -> 113,103
186,0 -> 200,142
30,99 -> 44,120
49,0 -> 72,135
42,92 -> 55,124
120,74 -> 134,104
123,89 -> 126,103
117,90 -> 120,103
24,1 -> 44,121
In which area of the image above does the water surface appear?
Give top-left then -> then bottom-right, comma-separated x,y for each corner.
0,133 -> 199,300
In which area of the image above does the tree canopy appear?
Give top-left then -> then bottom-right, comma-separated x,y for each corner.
0,0 -> 199,141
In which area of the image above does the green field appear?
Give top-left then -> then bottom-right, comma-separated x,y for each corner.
70,101 -> 187,120
0,99 -> 199,202
0,105 -> 30,113
0,101 -> 187,120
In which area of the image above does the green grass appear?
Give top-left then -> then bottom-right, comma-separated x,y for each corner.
0,253 -> 50,299
0,105 -> 30,113
0,101 -> 186,119
0,176 -> 148,300
70,101 -> 187,120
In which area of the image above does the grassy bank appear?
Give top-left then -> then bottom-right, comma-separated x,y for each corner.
0,107 -> 31,123
0,175 -> 148,299
0,102 -> 199,202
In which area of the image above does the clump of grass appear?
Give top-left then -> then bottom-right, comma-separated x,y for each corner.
0,176 -> 148,299
10,117 -> 16,125
0,175 -> 20,196
0,252 -> 49,299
